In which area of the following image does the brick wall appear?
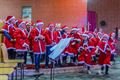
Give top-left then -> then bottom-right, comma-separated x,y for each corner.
0,0 -> 32,19
0,0 -> 120,32
0,0 -> 87,27
88,0 -> 120,33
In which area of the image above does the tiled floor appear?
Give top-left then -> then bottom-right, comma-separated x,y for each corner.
20,56 -> 120,80
19,62 -> 120,80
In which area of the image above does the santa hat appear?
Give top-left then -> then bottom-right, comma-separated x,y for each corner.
61,25 -> 68,30
15,19 -> 18,24
36,20 -> 44,26
31,21 -> 35,26
6,16 -> 15,22
45,26 -> 49,30
26,21 -> 30,26
82,33 -> 89,38
71,26 -> 79,31
97,32 -> 103,36
102,34 -> 109,40
17,20 -> 25,28
88,32 -> 94,38
109,32 -> 115,37
47,22 -> 55,28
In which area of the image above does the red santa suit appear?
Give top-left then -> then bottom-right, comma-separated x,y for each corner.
87,38 -> 96,65
78,34 -> 90,64
53,30 -> 62,44
104,42 -> 114,65
67,33 -> 82,56
65,26 -> 81,57
44,26 -> 57,46
30,27 -> 45,53
2,16 -> 16,49
27,22 -> 34,52
109,39 -> 116,54
78,40 -> 87,64
109,32 -> 117,55
97,40 -> 111,66
13,20 -> 29,52
60,25 -> 69,56
96,32 -> 104,45
78,40 -> 95,66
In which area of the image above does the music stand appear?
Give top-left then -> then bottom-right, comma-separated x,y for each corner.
49,38 -> 72,80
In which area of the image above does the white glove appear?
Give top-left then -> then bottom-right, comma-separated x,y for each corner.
23,43 -> 29,49
35,35 -> 45,41
71,42 -> 75,45
39,35 -> 45,40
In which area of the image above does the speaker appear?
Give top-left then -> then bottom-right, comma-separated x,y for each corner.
100,20 -> 106,26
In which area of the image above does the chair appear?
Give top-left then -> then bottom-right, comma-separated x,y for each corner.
0,43 -> 24,63
0,43 -> 24,80
0,68 -> 14,80
0,75 -> 8,80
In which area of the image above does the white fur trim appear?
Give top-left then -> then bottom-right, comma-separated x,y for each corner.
22,43 -> 28,47
101,34 -> 109,40
34,36 -> 39,41
62,27 -> 68,29
83,42 -> 88,46
16,49 -> 27,52
22,43 -> 29,49
1,29 -> 8,32
61,53 -> 67,56
45,28 -> 49,30
72,28 -> 79,31
111,49 -> 115,54
77,61 -> 85,64
7,47 -> 16,50
85,63 -> 92,67
7,16 -> 15,22
74,39 -> 81,41
82,34 -> 89,38
18,21 -> 25,28
67,53 -> 74,57
34,52 -> 44,54
97,46 -> 105,53
36,22 -> 44,26
87,46 -> 95,49
79,46 -> 84,49
103,64 -> 111,67
104,43 -> 108,53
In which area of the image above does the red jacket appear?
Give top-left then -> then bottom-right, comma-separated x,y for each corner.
44,30 -> 57,45
65,33 -> 82,56
54,30 -> 62,43
13,28 -> 29,51
30,28 -> 45,53
97,41 -> 111,65
2,23 -> 15,49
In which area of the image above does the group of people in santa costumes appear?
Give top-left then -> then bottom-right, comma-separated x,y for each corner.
1,16 -> 117,74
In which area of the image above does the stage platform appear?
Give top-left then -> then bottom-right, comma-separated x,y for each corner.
12,56 -> 120,80
14,62 -> 120,80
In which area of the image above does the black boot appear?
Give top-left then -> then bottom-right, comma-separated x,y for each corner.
99,66 -> 104,74
101,66 -> 104,71
29,52 -> 34,64
73,56 -> 77,63
105,65 -> 109,75
63,56 -> 67,64
24,51 -> 27,64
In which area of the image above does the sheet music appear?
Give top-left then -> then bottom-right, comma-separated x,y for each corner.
50,39 -> 64,51
49,38 -> 72,60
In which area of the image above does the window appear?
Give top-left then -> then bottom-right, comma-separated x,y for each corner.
22,6 -> 32,21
